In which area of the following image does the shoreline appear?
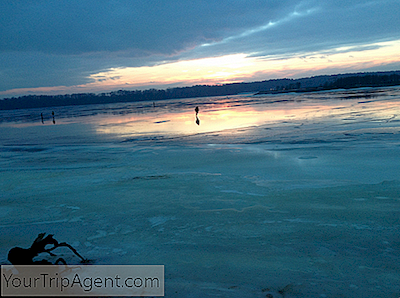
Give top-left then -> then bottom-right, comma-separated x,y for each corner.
255,83 -> 400,95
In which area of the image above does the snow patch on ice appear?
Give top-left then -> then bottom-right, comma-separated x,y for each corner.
0,218 -> 69,228
220,189 -> 244,194
263,220 -> 277,224
87,230 -> 108,240
284,218 -> 316,223
112,248 -> 127,255
148,216 -> 175,227
71,241 -> 80,247
246,192 -> 264,196
351,224 -> 372,230
66,206 -> 80,210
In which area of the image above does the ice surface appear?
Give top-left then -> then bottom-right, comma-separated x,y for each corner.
1,87 -> 400,297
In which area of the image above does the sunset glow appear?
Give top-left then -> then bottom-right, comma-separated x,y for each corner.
87,39 -> 400,90
92,92 -> 400,139
1,40 -> 400,99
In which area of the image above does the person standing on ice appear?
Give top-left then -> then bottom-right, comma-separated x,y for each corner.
195,106 -> 200,125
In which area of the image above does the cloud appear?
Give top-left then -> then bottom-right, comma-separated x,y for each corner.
1,0 -> 400,94
0,0 -> 300,55
191,0 -> 400,59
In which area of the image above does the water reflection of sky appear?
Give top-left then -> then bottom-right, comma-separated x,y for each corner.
95,103 -> 309,138
1,87 -> 400,145
94,88 -> 400,141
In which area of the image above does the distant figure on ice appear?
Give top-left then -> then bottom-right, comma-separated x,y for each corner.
52,111 -> 55,124
195,106 -> 200,125
41,113 -> 44,124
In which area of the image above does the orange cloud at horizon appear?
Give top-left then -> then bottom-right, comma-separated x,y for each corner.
1,39 -> 400,98
88,39 -> 400,86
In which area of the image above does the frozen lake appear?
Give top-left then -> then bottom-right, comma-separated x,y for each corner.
1,87 -> 400,297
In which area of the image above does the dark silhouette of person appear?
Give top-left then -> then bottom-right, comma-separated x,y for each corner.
194,106 -> 200,125
52,111 -> 55,124
41,113 -> 44,124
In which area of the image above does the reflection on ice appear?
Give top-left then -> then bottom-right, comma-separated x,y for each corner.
1,87 -> 400,297
1,87 -> 400,146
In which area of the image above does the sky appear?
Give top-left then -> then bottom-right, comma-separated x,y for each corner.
1,0 -> 400,98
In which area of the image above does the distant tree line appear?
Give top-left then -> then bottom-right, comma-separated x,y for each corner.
1,71 -> 400,110
265,73 -> 400,94
0,79 -> 292,110
328,73 -> 400,89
